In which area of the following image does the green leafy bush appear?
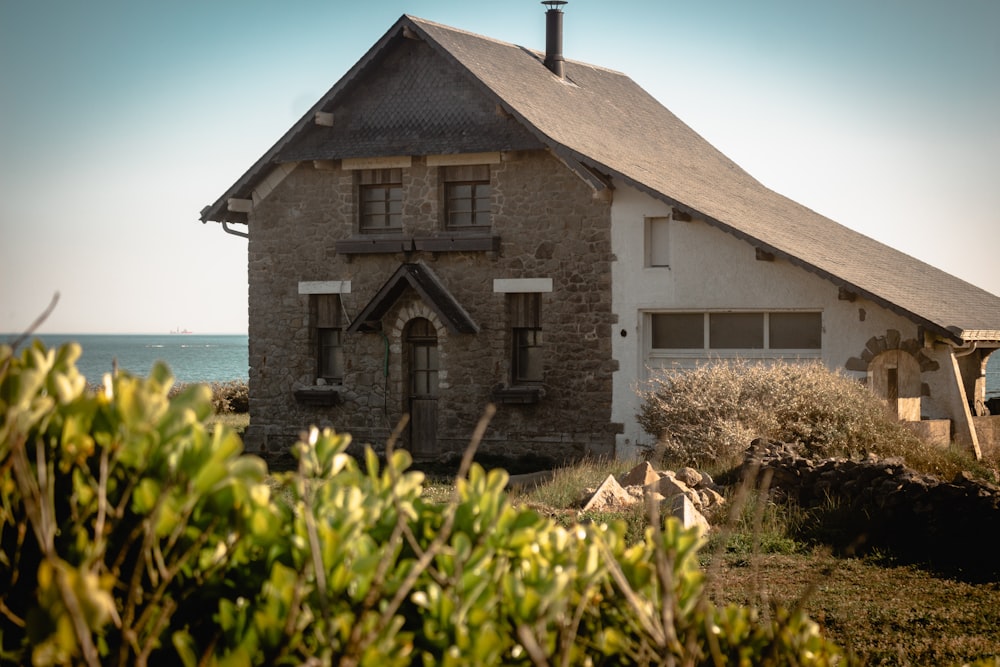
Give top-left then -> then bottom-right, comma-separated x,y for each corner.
2,342 -> 847,665
637,360 -> 929,470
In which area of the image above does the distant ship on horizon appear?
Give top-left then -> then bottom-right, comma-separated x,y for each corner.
170,328 -> 193,335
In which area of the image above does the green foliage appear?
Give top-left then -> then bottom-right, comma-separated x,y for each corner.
637,360 -> 930,470
2,341 -> 848,665
1,341 -> 278,666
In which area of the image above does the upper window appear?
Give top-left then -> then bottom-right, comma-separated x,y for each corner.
651,311 -> 821,352
314,294 -> 344,383
645,216 -> 671,267
443,165 -> 491,229
360,168 -> 402,232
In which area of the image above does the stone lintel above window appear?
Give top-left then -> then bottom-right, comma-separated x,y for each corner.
426,152 -> 502,167
493,278 -> 553,293
341,156 -> 412,170
298,280 -> 351,295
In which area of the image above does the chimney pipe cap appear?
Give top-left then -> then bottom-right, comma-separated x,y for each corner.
541,1 -> 567,9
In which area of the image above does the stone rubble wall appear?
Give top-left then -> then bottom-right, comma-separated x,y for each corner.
740,439 -> 1000,577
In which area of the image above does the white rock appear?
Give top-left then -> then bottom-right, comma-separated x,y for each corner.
582,474 -> 637,512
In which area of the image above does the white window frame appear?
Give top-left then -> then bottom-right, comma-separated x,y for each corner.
644,216 -> 672,268
645,310 -> 823,365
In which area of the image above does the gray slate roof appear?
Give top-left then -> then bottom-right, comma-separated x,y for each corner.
202,14 -> 1000,342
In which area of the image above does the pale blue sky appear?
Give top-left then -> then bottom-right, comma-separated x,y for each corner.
1,0 -> 997,334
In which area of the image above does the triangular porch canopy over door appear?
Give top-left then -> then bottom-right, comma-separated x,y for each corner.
346,262 -> 479,334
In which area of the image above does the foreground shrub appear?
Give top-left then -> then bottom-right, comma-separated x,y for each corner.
637,360 -> 932,470
2,342 -> 847,665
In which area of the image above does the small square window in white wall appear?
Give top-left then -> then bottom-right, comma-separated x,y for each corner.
645,216 -> 671,267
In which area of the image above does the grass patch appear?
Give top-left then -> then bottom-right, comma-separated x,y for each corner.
507,456 -> 635,509
705,551 -> 1000,666
208,411 -> 249,435
464,455 -> 1000,665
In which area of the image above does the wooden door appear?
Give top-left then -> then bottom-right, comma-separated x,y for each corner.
406,318 -> 439,457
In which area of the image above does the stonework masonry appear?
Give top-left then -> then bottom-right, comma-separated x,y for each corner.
244,149 -> 621,464
742,440 -> 1000,577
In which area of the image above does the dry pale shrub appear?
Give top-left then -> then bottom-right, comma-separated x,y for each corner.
637,360 -> 926,469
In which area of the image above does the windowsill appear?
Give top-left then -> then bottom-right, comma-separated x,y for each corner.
335,235 -> 412,254
492,384 -> 545,405
293,384 -> 344,406
336,233 -> 500,255
413,234 -> 499,252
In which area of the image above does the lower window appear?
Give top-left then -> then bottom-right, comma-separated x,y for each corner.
509,293 -> 543,383
314,294 -> 344,383
650,311 -> 822,353
513,328 -> 543,383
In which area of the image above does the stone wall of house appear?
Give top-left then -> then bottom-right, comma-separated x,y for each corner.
741,440 -> 1000,576
243,149 -> 620,465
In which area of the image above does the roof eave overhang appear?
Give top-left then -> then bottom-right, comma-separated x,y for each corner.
954,330 -> 1000,345
200,15 -> 420,225
558,149 -> 970,346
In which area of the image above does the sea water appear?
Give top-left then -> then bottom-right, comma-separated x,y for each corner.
7,334 -> 249,384
5,333 -> 999,398
988,352 -> 1000,401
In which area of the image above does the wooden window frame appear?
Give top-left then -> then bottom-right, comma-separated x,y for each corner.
315,294 -> 344,383
359,168 -> 402,233
509,293 -> 543,384
443,165 -> 491,229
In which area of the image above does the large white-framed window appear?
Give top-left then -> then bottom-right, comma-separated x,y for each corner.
647,310 -> 822,363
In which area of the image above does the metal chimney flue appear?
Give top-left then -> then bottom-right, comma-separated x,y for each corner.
542,1 -> 567,78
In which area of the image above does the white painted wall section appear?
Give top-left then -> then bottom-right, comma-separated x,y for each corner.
609,181 -> 924,460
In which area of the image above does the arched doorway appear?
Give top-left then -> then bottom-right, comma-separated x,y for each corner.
404,318 -> 438,457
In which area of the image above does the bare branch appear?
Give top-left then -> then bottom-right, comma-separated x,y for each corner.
8,292 -> 60,351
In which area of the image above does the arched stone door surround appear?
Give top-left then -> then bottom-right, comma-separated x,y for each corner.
845,329 -> 938,420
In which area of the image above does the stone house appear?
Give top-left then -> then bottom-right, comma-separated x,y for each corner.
201,7 -> 1000,462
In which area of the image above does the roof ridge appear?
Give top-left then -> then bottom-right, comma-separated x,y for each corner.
405,14 -> 628,76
